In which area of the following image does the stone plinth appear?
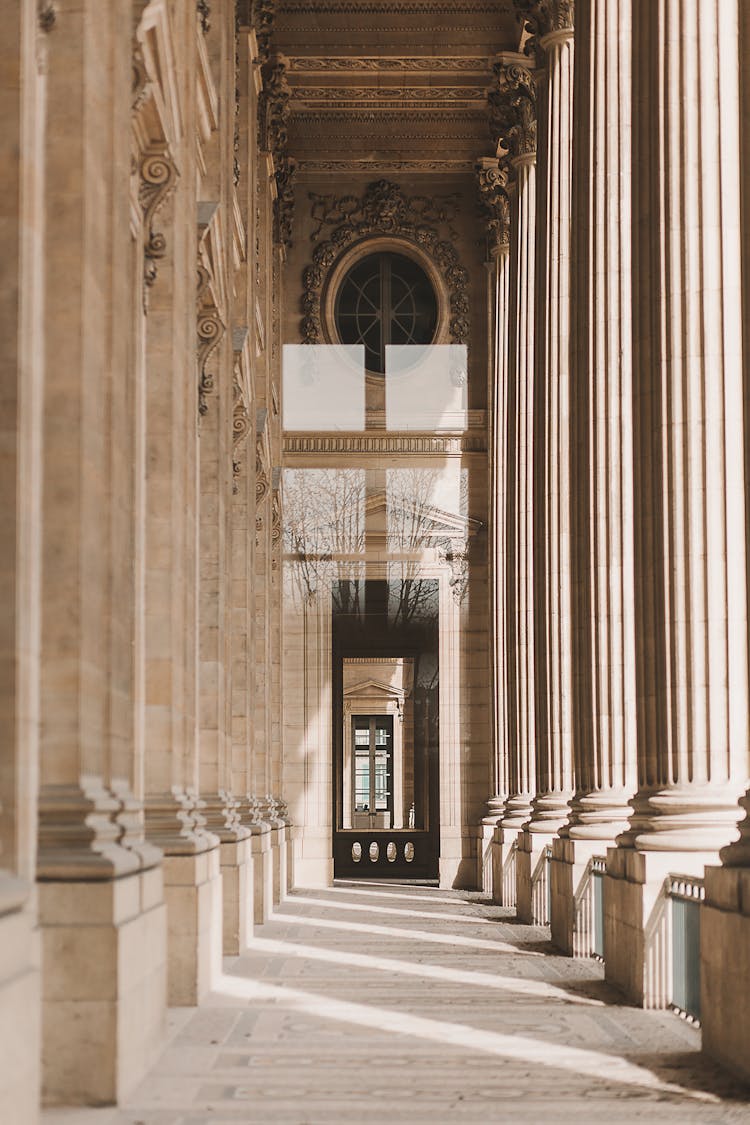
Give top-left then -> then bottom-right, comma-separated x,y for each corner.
163,847 -> 222,1007
40,867 -> 166,1105
249,824 -> 273,924
701,865 -> 750,1083
0,883 -> 39,1122
604,845 -> 715,1008
220,838 -> 253,955
550,836 -> 606,956
515,829 -> 549,925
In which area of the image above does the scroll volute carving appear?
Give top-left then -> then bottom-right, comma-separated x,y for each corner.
488,62 -> 537,159
232,329 -> 251,492
139,151 -> 178,291
476,158 -> 511,257
256,408 -> 270,507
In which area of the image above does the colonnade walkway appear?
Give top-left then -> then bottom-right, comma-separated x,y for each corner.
45,884 -> 750,1124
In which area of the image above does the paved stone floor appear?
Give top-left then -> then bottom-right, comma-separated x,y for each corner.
45,883 -> 750,1124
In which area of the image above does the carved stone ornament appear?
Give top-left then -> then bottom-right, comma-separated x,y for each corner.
488,62 -> 537,159
436,536 -> 470,606
232,366 -> 251,493
257,58 -> 296,248
301,179 -> 470,346
38,2 -> 56,31
197,309 -> 225,416
240,0 -> 275,64
515,0 -> 574,53
139,150 -> 178,297
198,0 -> 211,33
475,158 -> 511,256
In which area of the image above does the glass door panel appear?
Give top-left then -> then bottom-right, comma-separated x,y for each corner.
352,715 -> 393,829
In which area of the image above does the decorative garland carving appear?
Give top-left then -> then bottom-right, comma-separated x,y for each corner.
38,2 -> 56,31
301,179 -> 469,347
197,310 -> 225,416
139,150 -> 178,299
488,62 -> 537,158
278,1 -> 512,11
475,157 -> 511,257
258,58 -> 296,249
252,0 -> 276,64
197,0 -> 211,33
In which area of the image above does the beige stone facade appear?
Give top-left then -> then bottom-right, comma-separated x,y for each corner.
2,0 -> 750,1117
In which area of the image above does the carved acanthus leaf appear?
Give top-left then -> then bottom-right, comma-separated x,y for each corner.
197,0 -> 211,33
476,158 -> 511,256
488,62 -> 537,158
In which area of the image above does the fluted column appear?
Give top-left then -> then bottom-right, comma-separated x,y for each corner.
606,0 -> 748,1005
701,0 -> 750,1081
625,0 -> 747,852
489,61 -> 539,850
550,0 -> 637,956
527,4 -> 576,837
567,0 -> 636,842
476,158 -> 512,898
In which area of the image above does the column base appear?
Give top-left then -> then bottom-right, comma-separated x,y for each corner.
270,825 -> 287,906
248,824 -> 273,924
219,838 -> 253,955
163,846 -> 222,1006
490,824 -> 518,906
439,825 -> 480,890
294,826 -> 333,888
0,879 -> 39,1122
550,837 -> 608,956
479,818 -> 498,897
40,865 -> 166,1106
701,865 -> 750,1082
604,844 -> 715,1007
515,829 -> 552,924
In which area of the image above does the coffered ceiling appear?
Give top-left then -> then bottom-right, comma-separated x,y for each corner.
272,0 -> 521,174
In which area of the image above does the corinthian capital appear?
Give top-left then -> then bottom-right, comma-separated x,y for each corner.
515,0 -> 574,52
489,62 -> 537,159
476,157 -> 511,256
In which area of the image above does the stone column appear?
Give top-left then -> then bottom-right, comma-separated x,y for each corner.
701,0 -> 750,1082
0,2 -> 44,1117
138,5 -> 221,1009
476,158 -> 512,902
488,58 -> 538,910
195,3 -> 253,961
515,2 -> 576,925
606,0 -> 748,1006
37,0 -> 168,1102
550,0 -> 638,955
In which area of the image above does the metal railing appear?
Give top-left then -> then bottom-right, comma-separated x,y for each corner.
502,838 -> 517,909
669,874 -> 704,1025
531,844 -> 552,925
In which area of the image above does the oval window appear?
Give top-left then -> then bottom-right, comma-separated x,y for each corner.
334,251 -> 438,374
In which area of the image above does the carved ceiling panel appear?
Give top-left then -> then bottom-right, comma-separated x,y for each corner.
272,0 -> 522,170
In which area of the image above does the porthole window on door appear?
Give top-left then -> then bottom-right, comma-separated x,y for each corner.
334,251 -> 438,374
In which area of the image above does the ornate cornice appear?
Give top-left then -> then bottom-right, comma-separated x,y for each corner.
278,1 -> 512,11
283,432 -> 487,456
301,179 -> 469,347
287,56 -> 491,73
476,157 -> 511,256
488,60 -> 537,158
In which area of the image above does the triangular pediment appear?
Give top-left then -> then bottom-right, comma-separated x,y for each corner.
343,678 -> 407,701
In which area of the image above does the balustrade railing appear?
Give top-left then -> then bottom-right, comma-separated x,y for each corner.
502,838 -> 517,909
669,874 -> 704,1025
531,844 -> 552,925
